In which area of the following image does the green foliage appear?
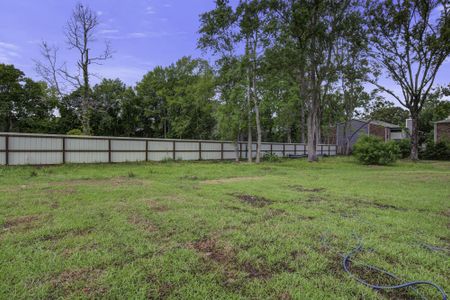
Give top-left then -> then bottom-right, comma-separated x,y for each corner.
353,136 -> 400,165
394,139 -> 411,159
0,64 -> 56,133
365,99 -> 409,127
421,141 -> 450,161
262,152 -> 281,162
66,129 -> 83,136
136,57 -> 216,139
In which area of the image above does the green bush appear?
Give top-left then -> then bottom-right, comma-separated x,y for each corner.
263,152 -> 281,162
394,139 -> 411,159
421,141 -> 450,160
66,129 -> 83,136
353,136 -> 400,165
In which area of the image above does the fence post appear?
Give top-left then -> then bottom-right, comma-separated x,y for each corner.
239,143 -> 242,159
108,139 -> 112,163
282,144 -> 285,157
199,142 -> 202,160
62,137 -> 66,164
270,143 -> 273,155
5,135 -> 9,166
172,141 -> 176,160
294,144 -> 297,155
221,142 -> 224,160
328,144 -> 331,156
145,140 -> 148,161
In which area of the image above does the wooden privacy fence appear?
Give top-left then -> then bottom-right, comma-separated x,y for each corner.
0,132 -> 337,166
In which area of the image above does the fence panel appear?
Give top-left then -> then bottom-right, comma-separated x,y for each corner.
0,132 -> 337,165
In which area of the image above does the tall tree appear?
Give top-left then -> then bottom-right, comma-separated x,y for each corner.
272,0 -> 361,161
199,0 -> 270,163
35,3 -> 112,135
64,3 -> 112,135
366,0 -> 450,160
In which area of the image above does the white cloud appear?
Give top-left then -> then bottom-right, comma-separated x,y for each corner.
97,10 -> 103,16
99,29 -> 119,35
0,42 -> 20,63
129,32 -> 148,38
0,42 -> 19,51
145,6 -> 156,14
163,3 -> 172,8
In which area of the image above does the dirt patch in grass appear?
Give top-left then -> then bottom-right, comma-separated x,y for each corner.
234,194 -> 273,207
128,214 -> 158,232
190,238 -> 235,265
289,185 -> 325,193
147,276 -> 174,299
3,215 -> 40,230
147,200 -> 169,212
346,198 -> 408,211
189,236 -> 294,284
51,268 -> 106,296
305,195 -> 326,203
440,209 -> 450,217
265,208 -> 288,218
201,176 -> 262,185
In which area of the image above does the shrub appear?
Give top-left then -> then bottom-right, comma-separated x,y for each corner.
67,129 -> 83,136
263,152 -> 281,162
353,136 -> 400,165
394,139 -> 411,159
421,141 -> 450,160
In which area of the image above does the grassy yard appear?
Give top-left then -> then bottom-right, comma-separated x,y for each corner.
0,157 -> 449,299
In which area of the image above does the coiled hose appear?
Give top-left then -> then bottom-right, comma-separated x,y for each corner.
343,244 -> 448,300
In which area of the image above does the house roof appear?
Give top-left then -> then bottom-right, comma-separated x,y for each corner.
365,120 -> 401,128
435,116 -> 450,124
337,119 -> 401,129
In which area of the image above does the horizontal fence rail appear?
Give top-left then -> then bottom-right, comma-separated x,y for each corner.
0,133 -> 337,166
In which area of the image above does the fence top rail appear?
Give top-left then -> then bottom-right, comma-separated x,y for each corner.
0,132 -> 336,147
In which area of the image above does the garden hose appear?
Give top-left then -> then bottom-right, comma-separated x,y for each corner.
342,244 -> 448,300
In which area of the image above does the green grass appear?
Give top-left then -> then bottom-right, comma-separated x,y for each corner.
0,157 -> 449,299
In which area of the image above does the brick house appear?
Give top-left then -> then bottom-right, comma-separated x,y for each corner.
335,119 -> 404,153
434,116 -> 450,143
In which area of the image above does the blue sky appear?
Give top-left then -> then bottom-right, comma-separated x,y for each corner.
0,0 -> 218,86
0,0 -> 448,97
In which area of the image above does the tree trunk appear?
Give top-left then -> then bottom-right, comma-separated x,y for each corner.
300,103 -> 305,143
254,101 -> 262,163
410,113 -> 419,161
307,71 -> 319,162
307,107 -> 319,161
250,36 -> 261,163
81,46 -> 90,135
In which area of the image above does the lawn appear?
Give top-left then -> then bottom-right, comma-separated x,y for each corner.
0,157 -> 449,299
